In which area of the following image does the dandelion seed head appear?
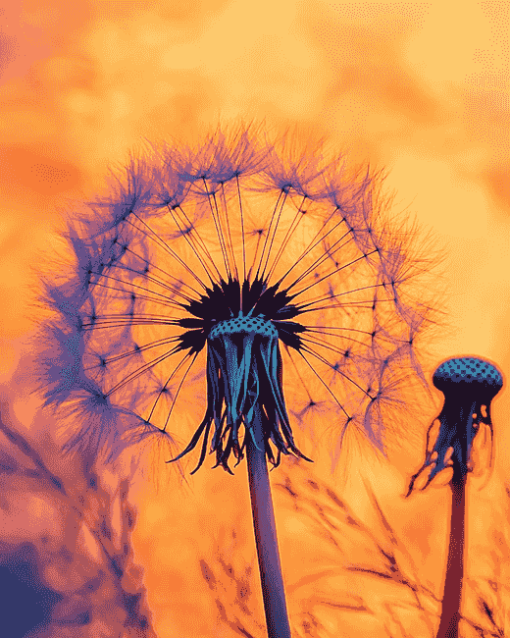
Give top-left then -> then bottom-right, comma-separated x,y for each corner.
434,357 -> 503,397
34,124 -> 438,476
407,357 -> 503,495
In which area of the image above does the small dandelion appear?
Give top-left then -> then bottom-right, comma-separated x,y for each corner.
407,356 -> 504,638
35,124 -> 433,637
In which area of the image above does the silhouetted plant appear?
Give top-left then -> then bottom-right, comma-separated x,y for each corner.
34,124 -> 433,637
407,357 -> 504,638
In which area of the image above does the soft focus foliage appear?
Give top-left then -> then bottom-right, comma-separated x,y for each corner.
0,387 -> 156,638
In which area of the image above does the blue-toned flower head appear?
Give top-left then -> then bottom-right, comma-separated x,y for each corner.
407,357 -> 503,494
35,125 -> 434,474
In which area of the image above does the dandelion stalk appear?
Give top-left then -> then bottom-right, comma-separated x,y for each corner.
407,357 -> 503,638
34,125 -> 434,636
247,403 -> 291,638
438,465 -> 466,638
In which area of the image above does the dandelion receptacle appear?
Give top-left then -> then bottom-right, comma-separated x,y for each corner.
35,125 -> 435,636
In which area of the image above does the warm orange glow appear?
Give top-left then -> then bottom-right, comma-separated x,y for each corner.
1,1 -> 509,637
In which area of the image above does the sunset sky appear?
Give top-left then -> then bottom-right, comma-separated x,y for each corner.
0,1 -> 509,636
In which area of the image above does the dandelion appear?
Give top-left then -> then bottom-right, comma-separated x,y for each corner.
35,124 -> 432,637
407,356 -> 504,638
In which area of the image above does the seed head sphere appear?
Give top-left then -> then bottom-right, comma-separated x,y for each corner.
36,126 -> 434,474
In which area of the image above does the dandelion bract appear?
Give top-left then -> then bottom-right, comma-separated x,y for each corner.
36,125 -> 432,474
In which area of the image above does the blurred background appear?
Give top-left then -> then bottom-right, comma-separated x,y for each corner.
0,1 -> 508,636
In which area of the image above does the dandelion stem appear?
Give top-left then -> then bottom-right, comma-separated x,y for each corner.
436,468 -> 466,638
246,403 -> 291,638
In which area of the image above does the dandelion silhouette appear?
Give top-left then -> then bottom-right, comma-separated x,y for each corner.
36,125 -> 432,637
407,356 -> 504,638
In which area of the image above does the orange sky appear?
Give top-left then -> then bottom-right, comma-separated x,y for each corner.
0,1 -> 509,636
